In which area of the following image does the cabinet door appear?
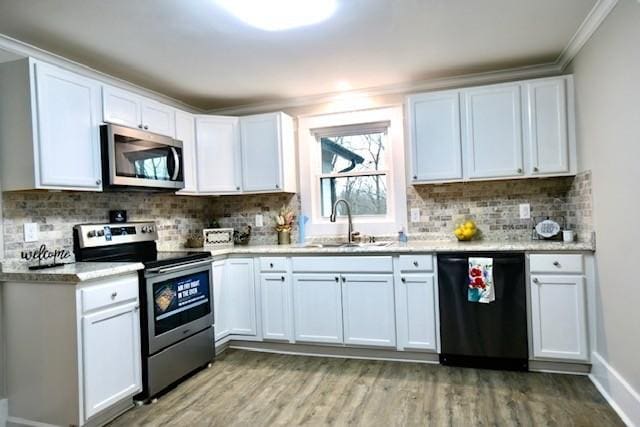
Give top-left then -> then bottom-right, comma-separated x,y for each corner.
396,274 -> 437,351
225,258 -> 257,336
530,275 -> 588,361
141,99 -> 175,137
524,78 -> 569,175
195,116 -> 242,193
82,302 -> 141,420
212,260 -> 229,342
102,85 -> 141,129
240,113 -> 282,192
408,91 -> 462,182
342,274 -> 396,347
34,62 -> 102,190
463,84 -> 524,179
293,274 -> 343,343
260,273 -> 292,341
175,111 -> 198,194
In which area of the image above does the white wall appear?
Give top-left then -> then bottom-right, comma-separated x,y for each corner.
568,0 -> 640,422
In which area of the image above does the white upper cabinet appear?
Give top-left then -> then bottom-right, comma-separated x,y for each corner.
406,75 -> 575,184
175,111 -> 198,194
408,91 -> 463,182
0,58 -> 103,191
463,83 -> 524,179
240,112 -> 296,193
195,115 -> 242,194
102,86 -> 175,137
524,77 -> 572,175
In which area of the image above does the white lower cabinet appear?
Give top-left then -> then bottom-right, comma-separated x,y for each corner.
82,302 -> 142,419
260,273 -> 292,341
341,274 -> 396,347
213,260 -> 229,342
293,274 -> 344,344
396,273 -> 438,351
224,258 -> 257,336
530,274 -> 588,361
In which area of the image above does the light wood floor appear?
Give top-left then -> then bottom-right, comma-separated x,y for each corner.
110,349 -> 623,426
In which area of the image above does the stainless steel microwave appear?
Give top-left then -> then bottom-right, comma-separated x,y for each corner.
101,124 -> 185,191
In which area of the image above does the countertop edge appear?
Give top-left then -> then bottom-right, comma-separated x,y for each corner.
0,262 -> 145,284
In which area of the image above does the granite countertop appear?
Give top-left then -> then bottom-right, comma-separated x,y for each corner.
159,239 -> 595,256
0,261 -> 144,284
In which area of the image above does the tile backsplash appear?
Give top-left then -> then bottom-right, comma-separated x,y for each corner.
1,172 -> 593,263
406,172 -> 593,242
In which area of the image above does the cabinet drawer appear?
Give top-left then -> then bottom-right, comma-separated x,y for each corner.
529,254 -> 584,274
81,274 -> 139,313
292,256 -> 393,273
399,255 -> 434,272
260,257 -> 287,272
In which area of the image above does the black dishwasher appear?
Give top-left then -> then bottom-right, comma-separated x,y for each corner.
438,252 -> 528,371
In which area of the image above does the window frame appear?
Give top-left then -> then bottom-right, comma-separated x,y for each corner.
298,106 -> 408,237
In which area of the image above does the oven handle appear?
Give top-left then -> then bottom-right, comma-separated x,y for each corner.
145,259 -> 212,276
170,147 -> 180,181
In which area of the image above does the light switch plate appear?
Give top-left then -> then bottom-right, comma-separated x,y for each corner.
255,214 -> 264,227
519,203 -> 531,220
24,223 -> 39,242
410,208 -> 421,223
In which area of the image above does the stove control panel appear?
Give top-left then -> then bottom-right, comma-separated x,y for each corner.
74,222 -> 158,248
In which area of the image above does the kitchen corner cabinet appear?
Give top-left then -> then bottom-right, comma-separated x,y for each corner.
175,111 -> 198,194
0,58 -> 103,191
3,273 -> 142,426
529,254 -> 589,362
195,115 -> 243,194
102,85 -> 176,137
408,75 -> 575,184
240,112 -> 297,193
213,260 -> 230,342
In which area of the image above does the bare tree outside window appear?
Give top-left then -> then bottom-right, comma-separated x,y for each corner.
320,131 -> 388,217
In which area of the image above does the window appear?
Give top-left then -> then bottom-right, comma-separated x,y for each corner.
319,129 -> 388,217
298,107 -> 407,237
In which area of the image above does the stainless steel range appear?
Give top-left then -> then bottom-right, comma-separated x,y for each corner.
73,222 -> 214,401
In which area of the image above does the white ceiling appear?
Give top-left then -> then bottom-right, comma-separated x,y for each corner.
0,0 -> 597,110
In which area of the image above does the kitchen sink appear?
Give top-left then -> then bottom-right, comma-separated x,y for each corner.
300,242 -> 394,248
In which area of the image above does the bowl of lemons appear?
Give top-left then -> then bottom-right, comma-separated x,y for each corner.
454,220 -> 478,241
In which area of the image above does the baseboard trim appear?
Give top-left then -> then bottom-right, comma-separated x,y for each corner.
228,340 -> 440,364
589,352 -> 640,427
0,399 -> 7,427
528,359 -> 591,375
5,416 -> 57,427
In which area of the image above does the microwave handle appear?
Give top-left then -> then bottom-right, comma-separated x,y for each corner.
170,147 -> 180,181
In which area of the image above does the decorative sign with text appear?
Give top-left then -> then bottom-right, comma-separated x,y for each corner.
21,244 -> 72,269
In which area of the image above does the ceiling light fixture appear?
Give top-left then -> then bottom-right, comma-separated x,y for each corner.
216,0 -> 337,31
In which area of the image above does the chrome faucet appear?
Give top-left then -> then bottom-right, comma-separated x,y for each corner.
329,199 -> 357,244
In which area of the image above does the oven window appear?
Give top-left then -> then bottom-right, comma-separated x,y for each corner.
153,270 -> 211,336
114,134 -> 183,181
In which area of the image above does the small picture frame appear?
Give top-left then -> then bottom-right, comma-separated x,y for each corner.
203,228 -> 234,248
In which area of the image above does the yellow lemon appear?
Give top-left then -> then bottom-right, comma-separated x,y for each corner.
464,220 -> 476,230
462,228 -> 475,239
454,228 -> 464,238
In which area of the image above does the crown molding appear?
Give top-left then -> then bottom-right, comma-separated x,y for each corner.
209,62 -> 562,115
0,33 -> 202,113
556,0 -> 619,70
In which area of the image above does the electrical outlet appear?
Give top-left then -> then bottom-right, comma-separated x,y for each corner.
24,223 -> 39,242
255,213 -> 264,227
410,208 -> 421,223
519,203 -> 531,220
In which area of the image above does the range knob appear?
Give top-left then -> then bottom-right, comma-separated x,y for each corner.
141,225 -> 154,233
87,230 -> 97,238
97,229 -> 105,237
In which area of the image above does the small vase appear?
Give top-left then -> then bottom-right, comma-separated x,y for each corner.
277,230 -> 291,245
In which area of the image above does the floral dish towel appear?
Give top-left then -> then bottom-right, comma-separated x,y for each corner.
468,257 -> 495,303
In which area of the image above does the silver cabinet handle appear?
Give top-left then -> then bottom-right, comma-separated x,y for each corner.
533,167 -> 539,172
275,184 -> 279,189
335,276 -> 339,282
413,175 -> 418,180
270,263 -> 274,268
532,278 -> 539,284
96,179 -> 102,185
144,125 -> 149,130
138,124 -> 143,129
553,261 -> 560,267
413,261 -> 419,267
281,276 -> 285,281
342,276 -> 346,282
111,291 -> 118,299
236,186 -> 241,191
401,277 -> 406,283
517,168 -> 523,173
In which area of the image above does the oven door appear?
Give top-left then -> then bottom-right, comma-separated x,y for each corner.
103,123 -> 184,190
145,260 -> 213,354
